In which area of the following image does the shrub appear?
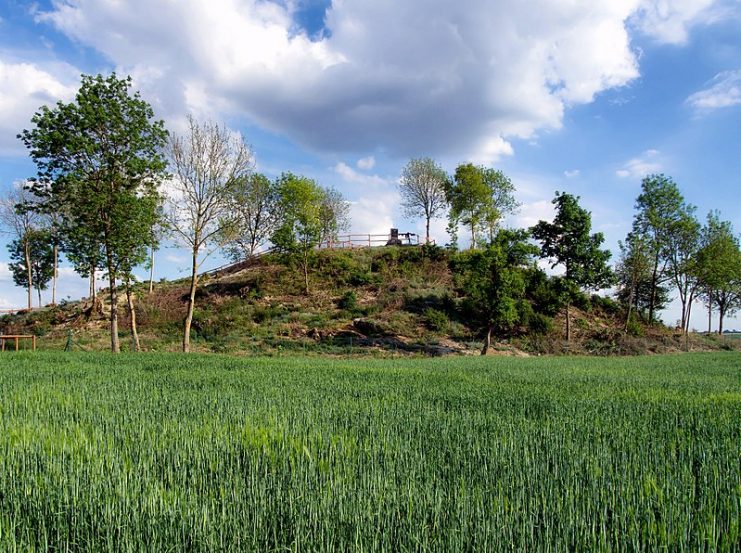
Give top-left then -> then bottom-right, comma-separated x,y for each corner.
424,308 -> 449,332
528,313 -> 553,335
338,291 -> 359,312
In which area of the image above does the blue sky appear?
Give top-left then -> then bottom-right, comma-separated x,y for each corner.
1,0 -> 740,330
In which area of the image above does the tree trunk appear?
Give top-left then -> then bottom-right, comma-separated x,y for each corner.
89,266 -> 96,303
470,224 -> 476,250
125,277 -> 140,352
565,302 -> 571,342
718,306 -> 725,336
707,291 -> 712,334
425,217 -> 431,245
107,263 -> 120,353
37,284 -> 42,308
148,245 -> 155,294
183,246 -> 200,353
52,243 -> 58,305
648,253 -> 660,324
480,324 -> 492,355
303,252 -> 310,295
24,238 -> 32,310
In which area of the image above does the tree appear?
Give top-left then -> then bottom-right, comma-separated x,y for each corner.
447,164 -> 518,248
270,173 -> 325,295
451,229 -> 539,354
631,174 -> 688,324
164,116 -> 253,352
0,184 -> 43,309
399,158 -> 448,244
224,173 -> 279,261
318,186 -> 350,245
531,192 -> 614,342
664,207 -> 701,335
696,212 -> 741,334
616,231 -> 669,327
20,73 -> 168,352
8,228 -> 54,307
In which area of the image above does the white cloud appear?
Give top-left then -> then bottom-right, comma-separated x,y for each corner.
356,156 -> 375,170
512,199 -> 555,229
564,169 -> 580,178
333,162 -> 390,187
616,149 -> 662,179
0,59 -> 78,155
349,196 -> 398,236
34,0 -> 657,162
631,0 -> 725,45
686,70 -> 741,110
0,261 -> 11,282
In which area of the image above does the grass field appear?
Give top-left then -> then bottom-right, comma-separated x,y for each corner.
1,352 -> 739,551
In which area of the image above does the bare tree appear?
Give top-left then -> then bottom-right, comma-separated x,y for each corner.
398,158 -> 448,244
319,186 -> 351,244
0,183 -> 43,309
164,116 -> 253,352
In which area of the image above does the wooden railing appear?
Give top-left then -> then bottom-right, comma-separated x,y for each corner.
319,233 -> 428,249
1,335 -> 37,351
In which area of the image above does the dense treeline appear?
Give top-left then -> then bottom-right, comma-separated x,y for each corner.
2,73 -> 740,352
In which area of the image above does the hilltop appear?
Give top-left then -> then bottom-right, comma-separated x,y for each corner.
1,246 -> 736,355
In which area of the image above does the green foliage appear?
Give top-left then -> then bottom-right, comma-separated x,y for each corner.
451,229 -> 539,346
20,73 -> 167,350
337,290 -> 358,312
224,173 -> 279,261
423,307 -> 449,332
0,352 -> 739,551
447,163 -> 518,246
7,228 -> 54,304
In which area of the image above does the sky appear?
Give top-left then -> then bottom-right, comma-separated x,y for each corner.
1,0 -> 740,330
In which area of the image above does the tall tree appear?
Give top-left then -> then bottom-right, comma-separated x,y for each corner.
224,173 -> 279,261
451,229 -> 539,354
164,116 -> 253,352
696,212 -> 741,334
631,174 -> 688,324
8,228 -> 55,308
0,184 -> 42,309
664,207 -> 701,334
531,192 -> 614,342
447,163 -> 518,248
318,186 -> 351,245
399,158 -> 448,244
20,73 -> 168,352
270,173 -> 325,295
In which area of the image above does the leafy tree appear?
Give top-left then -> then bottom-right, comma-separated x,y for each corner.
631,174 -> 689,324
531,192 -> 614,342
164,116 -> 253,352
20,74 -> 167,352
271,173 -> 325,295
8,228 -> 54,308
447,163 -> 518,248
0,184 -> 43,309
696,212 -> 741,334
451,229 -> 539,354
224,173 -> 279,261
399,158 -> 448,244
664,207 -> 701,334
616,231 -> 669,326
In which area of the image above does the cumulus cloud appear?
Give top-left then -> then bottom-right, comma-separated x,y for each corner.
564,169 -> 581,178
33,0 -> 658,164
686,70 -> 741,110
356,156 -> 375,170
0,59 -> 78,155
616,149 -> 662,179
630,0 -> 731,45
333,162 -> 390,187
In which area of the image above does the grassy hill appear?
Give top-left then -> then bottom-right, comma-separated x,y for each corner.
1,246 -> 737,355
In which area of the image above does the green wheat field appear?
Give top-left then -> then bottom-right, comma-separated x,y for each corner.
1,352 -> 739,551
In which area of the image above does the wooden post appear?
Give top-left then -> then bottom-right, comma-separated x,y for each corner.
14,336 -> 19,351
32,335 -> 37,351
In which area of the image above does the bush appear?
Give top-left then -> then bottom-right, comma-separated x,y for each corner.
424,308 -> 450,333
626,314 -> 644,337
528,313 -> 553,335
338,291 -> 358,312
